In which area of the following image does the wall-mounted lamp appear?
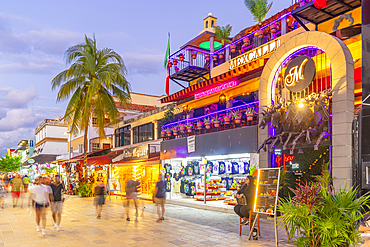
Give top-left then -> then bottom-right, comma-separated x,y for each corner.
183,105 -> 190,115
219,93 -> 226,105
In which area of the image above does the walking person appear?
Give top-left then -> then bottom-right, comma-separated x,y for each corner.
154,175 -> 166,222
125,179 -> 139,221
30,176 -> 53,236
94,179 -> 106,218
234,175 -> 256,225
23,175 -> 30,193
50,175 -> 64,231
4,175 -> 9,193
10,174 -> 24,208
0,177 -> 5,209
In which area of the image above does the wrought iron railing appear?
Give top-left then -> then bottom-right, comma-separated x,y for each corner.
161,101 -> 259,140
168,47 -> 209,76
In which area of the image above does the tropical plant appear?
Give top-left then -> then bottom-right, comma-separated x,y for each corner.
244,0 -> 273,24
77,182 -> 93,197
212,116 -> 221,122
42,166 -> 57,174
278,173 -> 370,247
163,107 -> 174,124
232,111 -> 242,117
204,118 -> 211,124
215,24 -> 232,46
0,154 -> 21,172
51,36 -> 131,170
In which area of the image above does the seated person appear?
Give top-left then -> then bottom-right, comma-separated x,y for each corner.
234,175 -> 256,225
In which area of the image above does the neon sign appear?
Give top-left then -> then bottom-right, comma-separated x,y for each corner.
229,39 -> 280,70
275,154 -> 295,168
194,81 -> 238,99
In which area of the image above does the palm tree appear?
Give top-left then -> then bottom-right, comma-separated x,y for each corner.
215,24 -> 232,46
52,35 -> 131,168
244,0 -> 273,24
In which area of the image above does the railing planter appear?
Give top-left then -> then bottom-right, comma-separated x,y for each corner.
243,37 -> 250,45
173,128 -> 179,136
161,130 -> 167,137
206,55 -> 210,61
224,116 -> 231,125
219,52 -> 224,59
166,129 -> 172,137
213,55 -> 218,61
187,124 -> 193,133
230,44 -> 236,53
180,125 -> 186,132
204,122 -> 211,129
247,113 -> 254,121
212,118 -> 221,128
179,53 -> 184,61
234,116 -> 242,124
270,23 -> 280,33
196,121 -> 203,130
173,59 -> 178,66
192,52 -> 197,59
175,67 -> 179,73
255,29 -> 263,39
168,61 -> 173,68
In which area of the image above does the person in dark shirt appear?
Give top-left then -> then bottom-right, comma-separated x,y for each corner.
234,176 -> 256,225
94,179 -> 106,219
50,175 -> 65,231
154,175 -> 166,222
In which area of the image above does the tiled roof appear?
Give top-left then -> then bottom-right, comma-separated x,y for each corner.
116,102 -> 156,112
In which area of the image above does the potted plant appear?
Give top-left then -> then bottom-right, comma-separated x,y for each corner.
246,107 -> 255,121
173,127 -> 179,136
168,61 -> 173,68
161,129 -> 167,137
166,129 -> 172,137
175,67 -> 179,73
196,120 -> 203,129
191,51 -> 197,59
186,124 -> 193,133
213,54 -> 218,61
224,114 -> 231,125
178,53 -> 184,61
180,125 -> 186,132
212,117 -> 221,128
173,59 -> 178,66
230,44 -> 236,53
243,37 -> 250,45
233,111 -> 242,124
245,0 -> 272,38
270,22 -> 279,34
205,55 -> 210,61
204,118 -> 211,129
218,51 -> 224,59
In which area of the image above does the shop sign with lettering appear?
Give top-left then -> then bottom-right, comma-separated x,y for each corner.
229,39 -> 280,70
284,55 -> 316,92
122,144 -> 149,160
194,81 -> 238,99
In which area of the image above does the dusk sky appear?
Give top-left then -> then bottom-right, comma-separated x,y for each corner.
0,0 -> 292,156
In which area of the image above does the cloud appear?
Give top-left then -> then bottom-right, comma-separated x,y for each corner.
0,108 -> 40,132
0,86 -> 37,108
0,127 -> 34,156
124,52 -> 163,75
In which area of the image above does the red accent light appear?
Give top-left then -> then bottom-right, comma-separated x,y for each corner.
276,154 -> 295,168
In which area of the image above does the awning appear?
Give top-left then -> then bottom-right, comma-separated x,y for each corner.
22,154 -> 57,167
112,156 -> 160,167
51,159 -> 69,164
77,150 -> 124,167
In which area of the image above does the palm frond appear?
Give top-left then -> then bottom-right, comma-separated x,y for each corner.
244,0 -> 273,23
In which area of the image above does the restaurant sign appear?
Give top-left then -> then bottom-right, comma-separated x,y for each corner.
122,144 -> 149,160
229,39 -> 280,70
284,55 -> 316,92
194,81 -> 238,99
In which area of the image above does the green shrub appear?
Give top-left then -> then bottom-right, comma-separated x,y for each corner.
77,183 -> 93,197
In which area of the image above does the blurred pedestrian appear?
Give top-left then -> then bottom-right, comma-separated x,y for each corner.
30,176 -> 53,236
154,175 -> 166,222
4,175 -> 9,193
50,175 -> 64,231
125,179 -> 138,221
94,179 -> 106,218
23,175 -> 30,193
10,174 -> 24,208
0,177 -> 5,209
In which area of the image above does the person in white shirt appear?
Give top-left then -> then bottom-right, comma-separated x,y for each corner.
30,176 -> 53,236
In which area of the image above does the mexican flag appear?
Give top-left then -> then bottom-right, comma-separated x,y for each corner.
164,33 -> 170,96
314,0 -> 327,9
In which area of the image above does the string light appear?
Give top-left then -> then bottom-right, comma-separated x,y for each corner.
296,148 -> 330,182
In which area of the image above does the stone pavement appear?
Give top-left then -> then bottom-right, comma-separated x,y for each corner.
0,193 -> 294,246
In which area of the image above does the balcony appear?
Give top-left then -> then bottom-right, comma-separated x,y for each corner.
161,101 -> 259,141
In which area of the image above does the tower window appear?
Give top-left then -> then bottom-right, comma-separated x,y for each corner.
205,21 -> 208,28
211,20 -> 215,27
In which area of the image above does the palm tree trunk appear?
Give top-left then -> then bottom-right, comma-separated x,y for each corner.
83,121 -> 88,182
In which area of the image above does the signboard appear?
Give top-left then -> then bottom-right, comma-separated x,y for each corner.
122,144 -> 149,161
107,178 -> 122,201
194,81 -> 238,99
229,39 -> 280,70
284,55 -> 316,92
29,138 -> 36,157
187,136 -> 195,153
253,168 -> 281,215
28,158 -> 35,164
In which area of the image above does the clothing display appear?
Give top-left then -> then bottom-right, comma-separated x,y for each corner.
193,162 -> 200,175
173,180 -> 181,193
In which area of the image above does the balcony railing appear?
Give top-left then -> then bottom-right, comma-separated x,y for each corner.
161,101 -> 259,140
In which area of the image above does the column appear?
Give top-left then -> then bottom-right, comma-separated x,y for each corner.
225,46 -> 230,62
153,121 -> 159,140
188,49 -> 193,66
281,16 -> 287,35
130,128 -> 134,145
210,36 -> 214,70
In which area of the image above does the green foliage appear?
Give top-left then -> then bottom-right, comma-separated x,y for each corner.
163,107 -> 174,124
215,24 -> 232,46
244,0 -> 273,23
278,173 -> 370,247
51,35 -> 131,144
42,167 -> 56,174
0,154 -> 21,172
77,183 -> 93,197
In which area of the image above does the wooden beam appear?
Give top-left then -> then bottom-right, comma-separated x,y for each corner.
292,14 -> 310,31
335,0 -> 354,10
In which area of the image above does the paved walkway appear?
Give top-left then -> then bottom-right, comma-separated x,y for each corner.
0,194 -> 294,247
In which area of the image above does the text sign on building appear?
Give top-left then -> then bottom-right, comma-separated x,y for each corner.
122,144 -> 149,160
187,136 -> 195,153
194,81 -> 238,99
284,55 -> 316,92
229,39 -> 280,70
